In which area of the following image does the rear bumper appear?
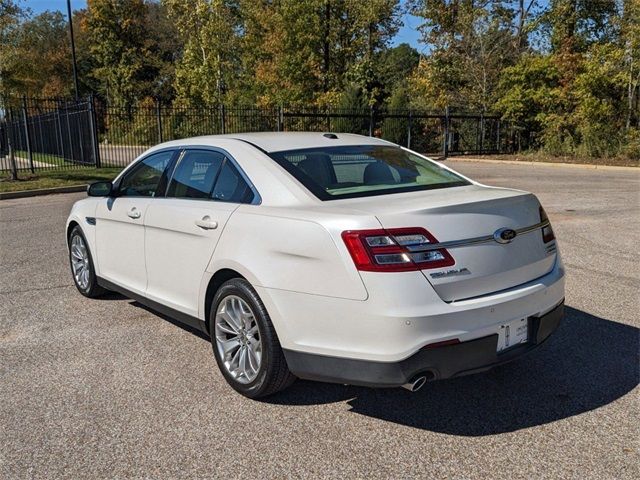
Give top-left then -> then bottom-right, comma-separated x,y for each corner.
259,254 -> 565,362
283,301 -> 564,387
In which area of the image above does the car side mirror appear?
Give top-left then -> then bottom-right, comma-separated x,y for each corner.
87,181 -> 113,197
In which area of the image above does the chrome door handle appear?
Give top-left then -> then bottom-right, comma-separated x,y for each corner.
127,208 -> 141,219
195,216 -> 218,230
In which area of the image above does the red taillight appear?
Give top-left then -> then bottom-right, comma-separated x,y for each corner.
539,207 -> 555,243
341,227 -> 455,272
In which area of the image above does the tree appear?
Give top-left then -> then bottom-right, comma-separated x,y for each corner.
0,0 -> 635,159
8,11 -> 74,97
494,0 -> 635,157
341,0 -> 401,104
143,1 -> 182,102
240,0 -> 400,107
0,0 -> 26,97
514,1 -> 541,51
376,43 -> 420,99
332,84 -> 370,134
496,54 -> 561,149
381,85 -> 410,144
409,0 -> 519,111
377,44 -> 419,145
83,0 -> 150,106
573,43 -> 628,157
540,0 -> 623,154
240,0 -> 325,107
408,0 -> 636,158
75,1 -> 179,102
164,0 -> 242,105
621,0 -> 639,130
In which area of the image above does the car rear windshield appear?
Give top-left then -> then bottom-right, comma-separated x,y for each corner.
267,145 -> 469,200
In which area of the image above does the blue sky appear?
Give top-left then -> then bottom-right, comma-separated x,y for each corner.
26,0 -> 424,49
27,0 -> 86,16
393,7 -> 424,50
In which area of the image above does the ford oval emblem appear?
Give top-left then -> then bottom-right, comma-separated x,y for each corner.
494,227 -> 517,244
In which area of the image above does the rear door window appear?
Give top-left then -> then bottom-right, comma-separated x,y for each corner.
167,150 -> 224,199
211,160 -> 254,203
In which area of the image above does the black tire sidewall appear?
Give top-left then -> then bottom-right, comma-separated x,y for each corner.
209,279 -> 276,398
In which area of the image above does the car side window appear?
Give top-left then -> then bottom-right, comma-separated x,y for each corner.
119,151 -> 174,197
167,150 -> 224,199
211,160 -> 253,203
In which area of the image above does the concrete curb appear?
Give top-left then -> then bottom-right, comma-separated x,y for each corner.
0,185 -> 87,200
446,157 -> 639,171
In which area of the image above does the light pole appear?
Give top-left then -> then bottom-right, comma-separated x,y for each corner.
67,0 -> 79,100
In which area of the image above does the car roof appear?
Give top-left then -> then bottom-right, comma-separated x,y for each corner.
156,132 -> 394,153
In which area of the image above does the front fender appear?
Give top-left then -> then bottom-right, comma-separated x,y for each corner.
65,198 -> 100,272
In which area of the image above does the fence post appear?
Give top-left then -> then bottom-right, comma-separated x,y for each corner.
156,99 -> 163,143
480,114 -> 485,153
75,98 -> 86,163
369,106 -> 374,137
496,118 -> 501,153
64,100 -> 75,162
219,103 -> 226,134
443,106 -> 450,158
21,96 -> 34,173
55,100 -> 67,161
8,144 -> 18,180
277,106 -> 283,132
6,114 -> 18,180
407,110 -> 412,149
88,94 -> 101,168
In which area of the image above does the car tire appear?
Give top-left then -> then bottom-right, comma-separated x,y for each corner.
68,225 -> 107,298
209,278 -> 296,398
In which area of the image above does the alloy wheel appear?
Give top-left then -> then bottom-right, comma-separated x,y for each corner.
214,295 -> 263,384
70,234 -> 90,290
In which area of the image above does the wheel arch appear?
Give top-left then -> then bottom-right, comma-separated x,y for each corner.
66,217 -> 100,277
203,268 -> 246,333
66,220 -> 80,246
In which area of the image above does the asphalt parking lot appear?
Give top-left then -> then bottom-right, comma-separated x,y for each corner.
1,160 -> 638,479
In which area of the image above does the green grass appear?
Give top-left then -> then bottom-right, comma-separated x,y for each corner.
14,150 -> 125,169
0,167 -> 122,193
15,150 -> 69,167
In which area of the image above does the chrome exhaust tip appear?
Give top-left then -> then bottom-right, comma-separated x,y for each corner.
401,375 -> 427,392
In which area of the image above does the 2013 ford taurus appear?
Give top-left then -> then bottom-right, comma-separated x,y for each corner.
66,132 -> 564,398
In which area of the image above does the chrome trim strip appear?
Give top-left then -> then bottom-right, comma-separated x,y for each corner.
165,149 -> 186,194
515,220 -> 550,236
404,220 -> 550,252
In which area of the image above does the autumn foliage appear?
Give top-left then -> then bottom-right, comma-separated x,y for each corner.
0,0 -> 637,159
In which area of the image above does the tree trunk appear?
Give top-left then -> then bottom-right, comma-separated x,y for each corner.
323,1 -> 330,93
517,1 -> 536,50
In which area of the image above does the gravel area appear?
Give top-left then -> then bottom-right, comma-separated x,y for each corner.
1,160 -> 638,479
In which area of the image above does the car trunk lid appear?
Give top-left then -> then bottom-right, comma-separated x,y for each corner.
339,185 -> 557,302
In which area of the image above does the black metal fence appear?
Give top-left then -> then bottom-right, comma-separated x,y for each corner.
0,97 -> 100,176
1,96 -> 517,177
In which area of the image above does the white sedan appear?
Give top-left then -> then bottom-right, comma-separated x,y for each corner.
66,132 -> 564,398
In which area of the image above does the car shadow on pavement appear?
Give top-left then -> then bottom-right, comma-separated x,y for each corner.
95,294 -> 212,340
130,301 -> 211,341
266,306 -> 639,436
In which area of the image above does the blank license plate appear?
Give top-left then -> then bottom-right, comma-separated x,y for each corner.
496,318 -> 529,352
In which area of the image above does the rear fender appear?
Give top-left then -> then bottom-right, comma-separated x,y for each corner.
206,208 -> 373,300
